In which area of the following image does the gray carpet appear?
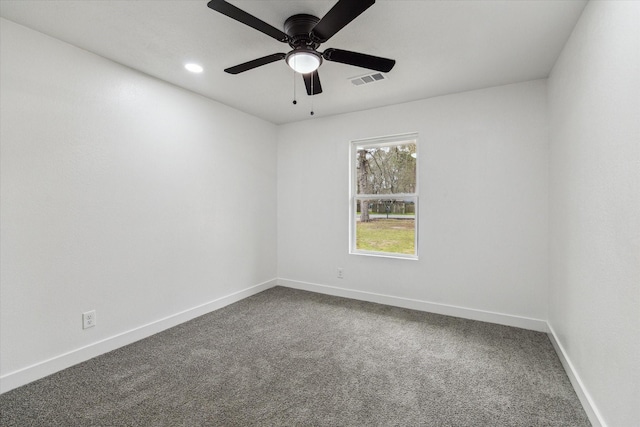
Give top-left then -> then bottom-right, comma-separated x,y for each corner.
1,286 -> 590,426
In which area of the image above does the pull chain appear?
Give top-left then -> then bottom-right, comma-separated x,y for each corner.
310,73 -> 315,116
292,70 -> 297,105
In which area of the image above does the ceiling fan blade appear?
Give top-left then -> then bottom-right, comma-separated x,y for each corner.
302,71 -> 323,95
310,0 -> 375,43
323,48 -> 395,72
224,53 -> 286,74
207,0 -> 289,43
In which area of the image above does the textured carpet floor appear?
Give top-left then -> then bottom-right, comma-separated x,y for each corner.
1,286 -> 590,426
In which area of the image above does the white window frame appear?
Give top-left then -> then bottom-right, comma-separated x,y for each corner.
349,132 -> 419,260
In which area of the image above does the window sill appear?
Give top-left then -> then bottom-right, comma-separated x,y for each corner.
350,250 -> 418,261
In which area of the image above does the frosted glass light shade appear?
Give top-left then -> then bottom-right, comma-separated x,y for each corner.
287,51 -> 321,74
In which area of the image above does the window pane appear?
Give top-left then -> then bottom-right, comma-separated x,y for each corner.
356,142 -> 416,195
355,199 -> 416,255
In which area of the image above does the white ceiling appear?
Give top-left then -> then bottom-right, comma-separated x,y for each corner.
0,0 -> 587,125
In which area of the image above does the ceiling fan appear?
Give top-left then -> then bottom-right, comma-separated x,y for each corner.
207,0 -> 396,96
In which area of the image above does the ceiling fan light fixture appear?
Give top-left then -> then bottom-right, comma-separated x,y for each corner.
286,50 -> 322,74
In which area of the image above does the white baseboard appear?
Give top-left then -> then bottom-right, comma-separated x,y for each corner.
278,278 -> 548,332
547,324 -> 606,427
0,279 -> 277,394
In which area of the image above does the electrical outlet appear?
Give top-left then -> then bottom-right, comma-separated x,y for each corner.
337,268 -> 344,279
82,310 -> 96,329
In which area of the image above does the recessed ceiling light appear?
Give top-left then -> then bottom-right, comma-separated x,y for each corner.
185,63 -> 203,73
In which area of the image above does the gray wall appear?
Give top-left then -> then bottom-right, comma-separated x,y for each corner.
0,19 -> 278,388
547,1 -> 640,425
278,80 -> 549,327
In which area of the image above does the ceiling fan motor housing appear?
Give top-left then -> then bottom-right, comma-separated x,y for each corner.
284,14 -> 320,48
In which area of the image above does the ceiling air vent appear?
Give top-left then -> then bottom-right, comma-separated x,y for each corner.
350,72 -> 387,86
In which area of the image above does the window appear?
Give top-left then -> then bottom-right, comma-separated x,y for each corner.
350,133 -> 418,259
